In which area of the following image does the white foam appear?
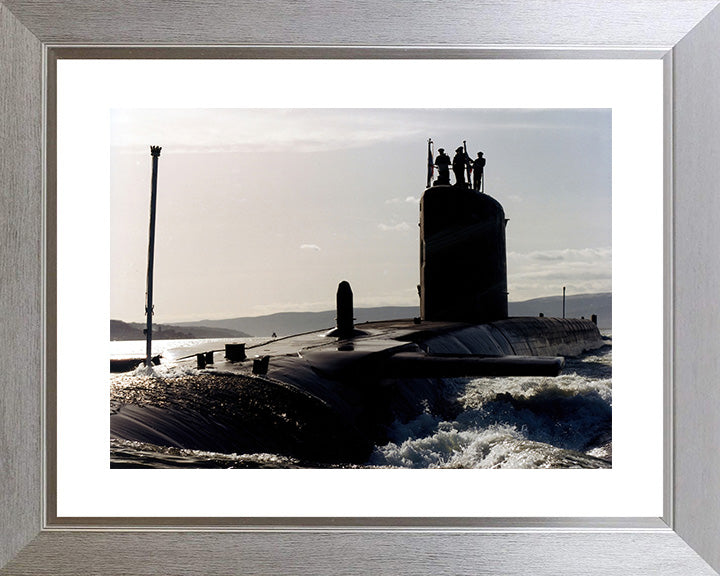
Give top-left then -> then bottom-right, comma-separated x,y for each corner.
372,348 -> 613,469
130,362 -> 201,379
371,421 -> 609,469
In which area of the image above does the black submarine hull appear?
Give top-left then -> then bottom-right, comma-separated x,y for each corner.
110,317 -> 606,465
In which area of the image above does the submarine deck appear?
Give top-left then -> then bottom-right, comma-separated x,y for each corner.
164,316 -> 606,378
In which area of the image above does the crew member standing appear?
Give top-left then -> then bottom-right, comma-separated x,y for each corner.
452,146 -> 471,187
434,148 -> 451,185
473,152 -> 486,192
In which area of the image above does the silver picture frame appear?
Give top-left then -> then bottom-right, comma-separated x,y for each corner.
2,1 -> 720,574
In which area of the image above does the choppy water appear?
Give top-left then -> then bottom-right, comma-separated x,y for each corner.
368,348 -> 612,468
110,335 -> 611,469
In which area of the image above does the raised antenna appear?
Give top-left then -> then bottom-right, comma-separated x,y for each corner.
145,145 -> 162,368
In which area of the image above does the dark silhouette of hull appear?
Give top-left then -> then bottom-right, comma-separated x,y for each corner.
110,317 -> 606,465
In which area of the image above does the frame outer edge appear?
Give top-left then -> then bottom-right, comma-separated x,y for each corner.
0,2 -> 44,570
2,531 -> 719,576
1,0 -> 719,47
671,3 -> 720,572
1,1 -> 719,574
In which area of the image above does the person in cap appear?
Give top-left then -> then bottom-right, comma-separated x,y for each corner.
452,146 -> 471,187
434,148 -> 451,185
473,151 -> 486,192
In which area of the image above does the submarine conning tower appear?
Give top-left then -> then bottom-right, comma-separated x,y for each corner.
420,185 -> 508,323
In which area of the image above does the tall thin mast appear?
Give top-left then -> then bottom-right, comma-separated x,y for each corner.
145,146 -> 162,368
426,138 -> 433,188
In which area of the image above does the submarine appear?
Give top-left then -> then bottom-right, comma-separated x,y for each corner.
110,163 -> 606,466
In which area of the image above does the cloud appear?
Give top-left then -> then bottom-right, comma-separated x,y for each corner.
378,222 -> 412,232
300,244 -> 321,251
385,196 -> 420,205
530,253 -> 565,262
111,109 -> 426,154
507,247 -> 611,301
112,108 -> 610,159
510,247 -> 611,262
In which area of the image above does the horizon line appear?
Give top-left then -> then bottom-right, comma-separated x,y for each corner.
111,290 -> 612,325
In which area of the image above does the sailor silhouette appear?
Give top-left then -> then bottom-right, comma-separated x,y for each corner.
473,152 -> 486,192
434,148 -> 451,185
452,146 -> 471,187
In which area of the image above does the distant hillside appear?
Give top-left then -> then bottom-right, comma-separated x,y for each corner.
171,306 -> 420,339
169,293 -> 611,336
110,319 -> 250,341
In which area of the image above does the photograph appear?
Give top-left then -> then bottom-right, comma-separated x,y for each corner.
5,1 -> 720,574
108,108 -> 612,469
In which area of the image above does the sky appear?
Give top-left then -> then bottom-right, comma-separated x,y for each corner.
110,108 -> 611,323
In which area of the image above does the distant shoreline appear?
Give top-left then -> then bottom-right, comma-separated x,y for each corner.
111,292 -> 611,339
110,320 -> 250,341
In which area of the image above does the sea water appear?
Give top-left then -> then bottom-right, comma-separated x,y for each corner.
368,346 -> 611,469
110,334 -> 611,469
